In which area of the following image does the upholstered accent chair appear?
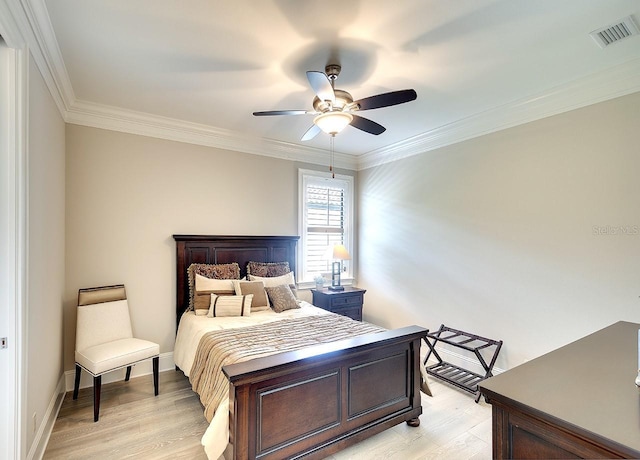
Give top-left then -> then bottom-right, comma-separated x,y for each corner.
73,284 -> 159,422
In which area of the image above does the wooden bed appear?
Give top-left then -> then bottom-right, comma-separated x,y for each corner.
173,235 -> 427,460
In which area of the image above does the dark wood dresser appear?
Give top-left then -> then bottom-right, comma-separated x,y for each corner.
479,321 -> 640,459
311,287 -> 365,321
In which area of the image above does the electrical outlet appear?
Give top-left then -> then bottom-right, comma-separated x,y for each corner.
32,412 -> 36,433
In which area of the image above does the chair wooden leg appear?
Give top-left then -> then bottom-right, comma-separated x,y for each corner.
125,366 -> 132,381
73,365 -> 81,400
153,356 -> 159,396
93,375 -> 102,422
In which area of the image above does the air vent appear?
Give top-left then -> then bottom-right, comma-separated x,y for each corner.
590,16 -> 639,48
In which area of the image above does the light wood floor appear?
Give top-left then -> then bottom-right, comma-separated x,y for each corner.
44,370 -> 491,460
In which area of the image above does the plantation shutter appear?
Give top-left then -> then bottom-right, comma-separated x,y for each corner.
305,182 -> 345,274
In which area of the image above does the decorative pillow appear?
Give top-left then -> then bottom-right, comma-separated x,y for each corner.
207,294 -> 253,318
247,261 -> 290,278
233,280 -> 270,312
196,274 -> 236,291
265,285 -> 299,313
249,272 -> 297,298
192,262 -> 240,279
187,263 -> 240,310
193,274 -> 236,312
248,271 -> 294,286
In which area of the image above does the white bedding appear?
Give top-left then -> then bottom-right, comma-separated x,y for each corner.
173,301 -> 332,459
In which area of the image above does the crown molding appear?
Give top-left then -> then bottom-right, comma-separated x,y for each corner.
15,0 -> 356,170
5,0 -> 73,117
24,0 -> 75,108
66,99 -> 359,170
358,58 -> 640,170
61,57 -> 640,173
15,0 -> 640,172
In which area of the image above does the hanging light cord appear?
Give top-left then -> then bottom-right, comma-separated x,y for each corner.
330,134 -> 335,178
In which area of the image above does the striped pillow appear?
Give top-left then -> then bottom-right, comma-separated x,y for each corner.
207,294 -> 253,318
194,274 -> 236,313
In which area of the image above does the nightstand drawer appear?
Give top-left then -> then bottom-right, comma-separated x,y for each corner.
330,293 -> 363,308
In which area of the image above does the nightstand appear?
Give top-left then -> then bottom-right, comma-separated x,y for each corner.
311,287 -> 366,321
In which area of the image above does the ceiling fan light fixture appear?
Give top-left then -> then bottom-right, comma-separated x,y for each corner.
254,64 -> 416,138
313,111 -> 353,135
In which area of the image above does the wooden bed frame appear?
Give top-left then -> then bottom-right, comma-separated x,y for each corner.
173,235 -> 427,460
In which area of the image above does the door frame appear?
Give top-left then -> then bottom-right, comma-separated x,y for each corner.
0,4 -> 29,458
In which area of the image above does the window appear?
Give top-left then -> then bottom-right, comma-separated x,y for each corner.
298,169 -> 354,284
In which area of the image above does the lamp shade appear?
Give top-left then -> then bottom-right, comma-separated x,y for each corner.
313,112 -> 353,135
331,244 -> 351,261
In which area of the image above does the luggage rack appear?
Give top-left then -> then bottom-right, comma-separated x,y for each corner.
424,324 -> 502,402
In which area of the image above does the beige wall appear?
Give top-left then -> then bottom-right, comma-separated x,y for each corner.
62,90 -> 639,380
64,126 -> 340,370
26,54 -> 66,449
358,92 -> 640,371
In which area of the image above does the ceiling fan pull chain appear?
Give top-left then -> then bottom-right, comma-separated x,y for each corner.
330,135 -> 335,178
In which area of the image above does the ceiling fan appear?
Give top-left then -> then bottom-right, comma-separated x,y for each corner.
253,64 -> 417,141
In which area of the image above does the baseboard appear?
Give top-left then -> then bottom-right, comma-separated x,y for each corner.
27,373 -> 65,460
64,351 -> 175,392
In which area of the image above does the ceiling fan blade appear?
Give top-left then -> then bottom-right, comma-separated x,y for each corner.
350,114 -> 386,135
301,124 -> 321,141
306,71 -> 335,103
253,110 -> 310,116
354,89 -> 417,111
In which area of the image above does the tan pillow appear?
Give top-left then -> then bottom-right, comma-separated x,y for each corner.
194,307 -> 209,316
234,280 -> 270,312
207,294 -> 253,318
194,274 -> 235,312
265,285 -> 299,313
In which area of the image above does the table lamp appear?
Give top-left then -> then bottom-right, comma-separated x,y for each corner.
329,244 -> 351,291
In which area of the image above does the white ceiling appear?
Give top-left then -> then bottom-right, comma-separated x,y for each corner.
25,0 -> 640,168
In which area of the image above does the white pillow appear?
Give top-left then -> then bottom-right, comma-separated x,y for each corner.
207,294 -> 253,317
195,273 -> 235,292
249,271 -> 295,287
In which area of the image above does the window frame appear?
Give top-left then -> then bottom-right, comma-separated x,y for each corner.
298,168 -> 354,286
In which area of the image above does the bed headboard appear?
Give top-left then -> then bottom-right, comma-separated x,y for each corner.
173,235 -> 299,328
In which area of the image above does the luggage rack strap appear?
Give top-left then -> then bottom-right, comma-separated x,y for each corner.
427,325 -> 501,348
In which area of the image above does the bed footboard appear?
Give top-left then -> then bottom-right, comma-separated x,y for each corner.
223,326 -> 426,460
